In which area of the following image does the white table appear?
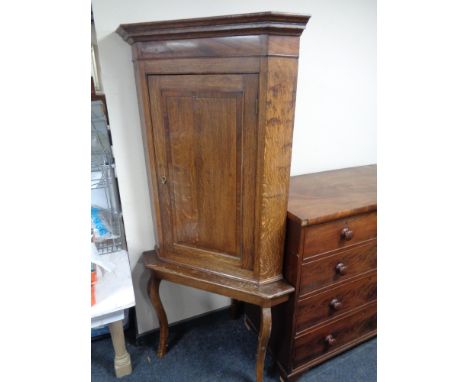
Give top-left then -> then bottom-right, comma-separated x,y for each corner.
91,250 -> 135,378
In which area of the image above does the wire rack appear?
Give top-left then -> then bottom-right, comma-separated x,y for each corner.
91,100 -> 126,254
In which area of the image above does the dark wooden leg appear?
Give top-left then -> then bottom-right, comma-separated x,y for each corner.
147,273 -> 168,358
256,306 -> 272,382
229,299 -> 244,319
280,375 -> 299,382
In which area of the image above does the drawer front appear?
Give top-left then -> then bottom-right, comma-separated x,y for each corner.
300,240 -> 376,296
296,272 -> 377,333
293,303 -> 377,367
303,212 -> 376,259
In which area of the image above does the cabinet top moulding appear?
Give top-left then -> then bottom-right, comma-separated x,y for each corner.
116,12 -> 310,44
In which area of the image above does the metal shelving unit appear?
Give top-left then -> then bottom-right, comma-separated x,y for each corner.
91,100 -> 126,254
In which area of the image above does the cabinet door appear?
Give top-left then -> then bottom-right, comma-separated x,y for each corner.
148,74 -> 258,277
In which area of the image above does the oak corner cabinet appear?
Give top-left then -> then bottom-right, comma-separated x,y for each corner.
117,12 -> 310,381
245,165 -> 377,381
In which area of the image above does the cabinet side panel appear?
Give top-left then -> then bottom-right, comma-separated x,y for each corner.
256,57 -> 299,281
133,62 -> 162,246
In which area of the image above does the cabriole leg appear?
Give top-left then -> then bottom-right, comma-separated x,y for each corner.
147,273 -> 168,357
256,306 -> 272,382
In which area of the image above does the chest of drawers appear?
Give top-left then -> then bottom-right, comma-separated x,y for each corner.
245,165 -> 377,381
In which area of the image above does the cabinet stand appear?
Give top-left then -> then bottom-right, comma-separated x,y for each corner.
145,251 -> 292,382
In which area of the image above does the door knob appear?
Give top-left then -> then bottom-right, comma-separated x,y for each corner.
340,227 -> 353,240
329,298 -> 343,310
325,334 -> 336,346
335,262 -> 347,275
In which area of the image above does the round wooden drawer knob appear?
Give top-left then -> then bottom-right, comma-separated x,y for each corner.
335,262 -> 347,275
340,227 -> 353,240
325,334 -> 336,346
329,298 -> 343,310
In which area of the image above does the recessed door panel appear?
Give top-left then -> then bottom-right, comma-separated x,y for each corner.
166,93 -> 240,255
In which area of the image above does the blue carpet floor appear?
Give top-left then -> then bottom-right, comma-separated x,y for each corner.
92,309 -> 376,382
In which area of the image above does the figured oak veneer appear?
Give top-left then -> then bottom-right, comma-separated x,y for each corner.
117,12 -> 310,382
118,12 -> 310,285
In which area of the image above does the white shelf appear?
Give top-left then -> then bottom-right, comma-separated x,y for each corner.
91,250 -> 135,328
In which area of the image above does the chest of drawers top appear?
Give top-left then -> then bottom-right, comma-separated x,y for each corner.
287,164 -> 377,227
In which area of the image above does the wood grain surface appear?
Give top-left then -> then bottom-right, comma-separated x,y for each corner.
288,165 -> 377,226
143,251 -> 293,307
300,240 -> 377,296
296,272 -> 377,333
303,211 -> 377,259
293,303 -> 377,367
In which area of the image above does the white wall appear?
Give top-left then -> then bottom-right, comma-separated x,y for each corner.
92,0 -> 376,334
